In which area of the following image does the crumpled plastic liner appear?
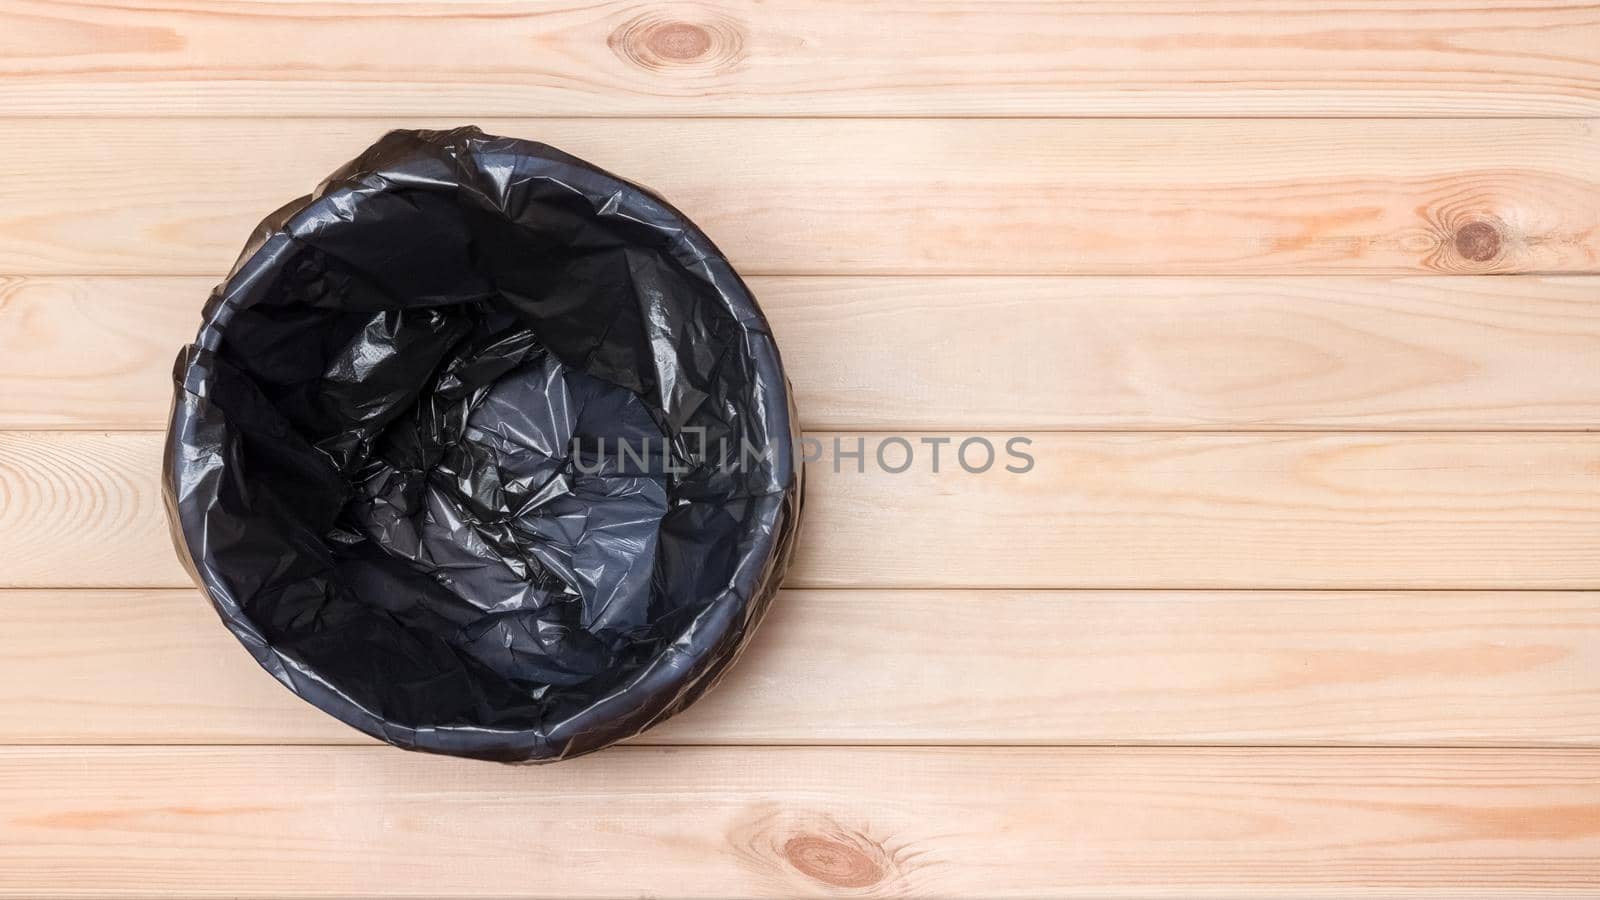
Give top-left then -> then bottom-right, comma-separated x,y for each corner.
163,127 -> 803,762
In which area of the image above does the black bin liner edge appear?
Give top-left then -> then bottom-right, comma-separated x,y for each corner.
163,126 -> 804,763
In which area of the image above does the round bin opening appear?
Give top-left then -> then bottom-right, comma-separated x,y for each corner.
165,128 -> 802,761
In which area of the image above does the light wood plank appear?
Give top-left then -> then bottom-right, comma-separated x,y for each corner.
4,1 -> 1600,118
4,431 -> 1598,590
766,274 -> 1600,431
2,118 -> 1596,275
805,431 -> 1600,590
5,588 -> 1599,747
1,746 -> 1597,897
6,275 -> 1600,431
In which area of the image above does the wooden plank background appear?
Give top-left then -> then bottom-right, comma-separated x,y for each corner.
6,431 -> 1600,590
6,275 -> 1600,431
0,1 -> 1597,897
2,0 -> 1598,117
4,747 -> 1599,897
5,588 -> 1599,746
2,119 -> 1596,276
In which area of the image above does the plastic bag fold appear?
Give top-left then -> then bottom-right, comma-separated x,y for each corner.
164,127 -> 803,762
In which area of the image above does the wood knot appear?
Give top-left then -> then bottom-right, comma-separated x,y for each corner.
1453,220 -> 1502,262
783,834 -> 886,890
728,806 -> 919,894
609,9 -> 745,73
1412,201 -> 1518,273
647,22 -> 712,61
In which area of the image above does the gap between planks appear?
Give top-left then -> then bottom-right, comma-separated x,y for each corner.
16,742 -> 1599,751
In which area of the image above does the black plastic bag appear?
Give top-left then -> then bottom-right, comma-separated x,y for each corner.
163,127 -> 803,762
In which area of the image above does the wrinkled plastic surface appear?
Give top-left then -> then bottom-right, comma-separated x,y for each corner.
163,127 -> 803,762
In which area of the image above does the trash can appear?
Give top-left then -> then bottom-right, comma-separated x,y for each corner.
163,127 -> 803,762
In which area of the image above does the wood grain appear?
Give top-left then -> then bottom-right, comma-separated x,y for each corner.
0,276 -> 196,430
5,431 -> 1598,590
6,4 -> 1598,897
3,1 -> 1600,118
802,431 -> 1600,590
1,745 -> 1597,897
8,275 -> 1600,431
5,588 -> 1599,747
2,118 -> 1596,275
